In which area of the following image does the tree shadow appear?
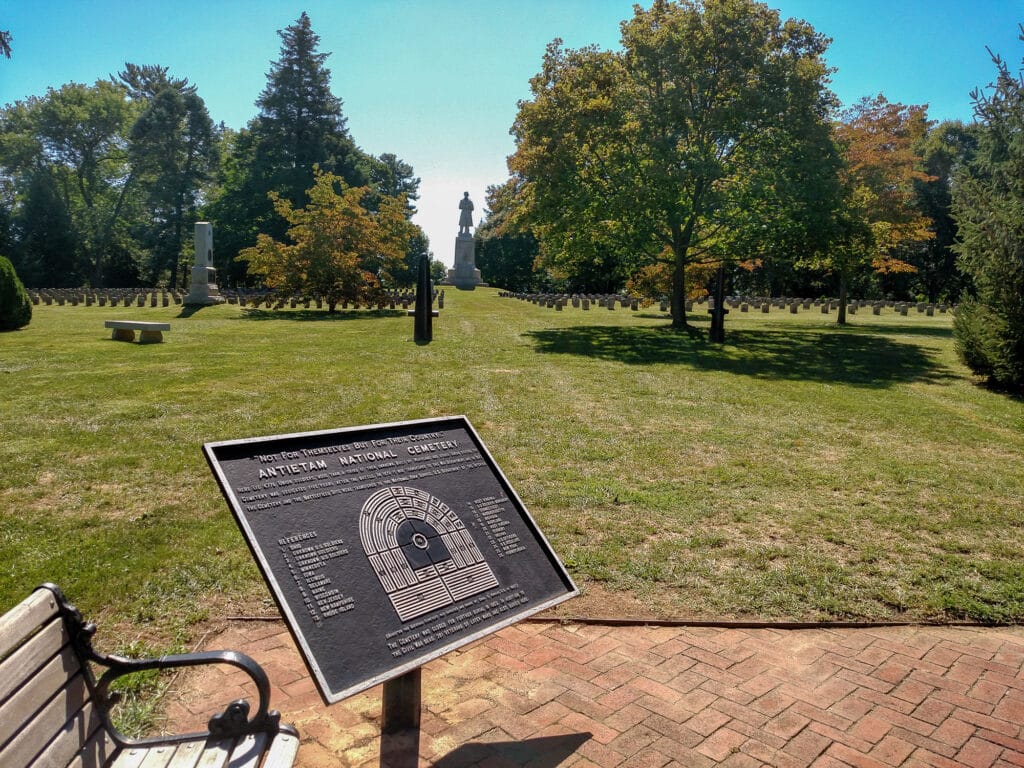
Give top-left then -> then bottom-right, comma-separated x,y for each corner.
524,325 -> 957,387
857,323 -> 954,339
433,732 -> 591,767
231,308 -> 406,322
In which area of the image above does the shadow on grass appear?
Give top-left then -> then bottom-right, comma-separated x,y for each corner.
524,325 -> 957,387
176,304 -> 210,318
232,308 -> 406,321
858,323 -> 954,339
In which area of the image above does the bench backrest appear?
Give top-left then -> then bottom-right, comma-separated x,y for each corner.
0,587 -> 116,768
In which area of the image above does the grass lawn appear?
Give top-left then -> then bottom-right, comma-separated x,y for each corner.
2,289 -> 1022,646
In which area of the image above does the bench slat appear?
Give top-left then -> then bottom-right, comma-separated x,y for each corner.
156,740 -> 205,768
177,738 -> 232,768
260,734 -> 300,768
0,590 -> 60,661
66,727 -> 118,768
2,677 -> 96,768
1,617 -> 73,705
109,736 -> 242,768
223,733 -> 268,768
0,644 -> 82,748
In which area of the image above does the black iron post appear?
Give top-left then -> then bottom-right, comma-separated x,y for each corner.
413,254 -> 432,343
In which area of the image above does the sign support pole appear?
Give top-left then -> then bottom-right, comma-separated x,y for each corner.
380,667 -> 422,768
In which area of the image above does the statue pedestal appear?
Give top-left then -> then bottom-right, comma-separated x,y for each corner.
446,233 -> 482,290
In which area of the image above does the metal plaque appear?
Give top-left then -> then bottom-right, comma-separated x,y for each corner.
203,416 -> 578,703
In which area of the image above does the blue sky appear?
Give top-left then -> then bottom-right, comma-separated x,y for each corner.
2,1 -> 1022,265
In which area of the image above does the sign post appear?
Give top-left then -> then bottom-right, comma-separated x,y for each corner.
380,668 -> 421,767
204,416 -> 578,762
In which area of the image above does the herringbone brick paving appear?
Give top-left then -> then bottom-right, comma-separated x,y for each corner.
164,621 -> 1024,767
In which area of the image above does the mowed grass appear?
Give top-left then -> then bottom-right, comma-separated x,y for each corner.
1,289 -> 1022,640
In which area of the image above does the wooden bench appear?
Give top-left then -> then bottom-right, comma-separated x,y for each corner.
104,321 -> 171,343
0,584 -> 299,768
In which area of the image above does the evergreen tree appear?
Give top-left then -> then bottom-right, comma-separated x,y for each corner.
953,30 -> 1024,392
124,67 -> 218,288
206,13 -> 369,278
15,169 -> 80,286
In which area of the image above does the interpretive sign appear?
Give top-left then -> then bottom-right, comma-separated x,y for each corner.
204,416 -> 577,703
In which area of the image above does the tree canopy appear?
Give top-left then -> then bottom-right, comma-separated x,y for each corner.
237,170 -> 414,311
509,0 -> 840,329
953,29 -> 1024,392
203,12 -> 422,284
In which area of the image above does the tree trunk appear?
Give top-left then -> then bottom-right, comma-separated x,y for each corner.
837,272 -> 848,325
670,255 -> 688,328
669,217 -> 697,329
169,197 -> 184,290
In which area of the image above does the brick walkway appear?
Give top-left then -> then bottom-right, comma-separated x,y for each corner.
164,620 -> 1024,767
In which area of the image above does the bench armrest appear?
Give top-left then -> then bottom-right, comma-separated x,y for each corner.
95,648 -> 288,739
36,583 -> 297,748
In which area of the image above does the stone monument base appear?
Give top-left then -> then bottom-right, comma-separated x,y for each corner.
448,233 -> 482,290
446,264 -> 483,290
184,265 -> 225,305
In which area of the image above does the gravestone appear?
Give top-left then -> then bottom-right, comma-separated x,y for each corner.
204,416 -> 577,704
185,222 -> 225,305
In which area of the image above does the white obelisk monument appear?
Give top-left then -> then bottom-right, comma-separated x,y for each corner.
185,221 -> 225,305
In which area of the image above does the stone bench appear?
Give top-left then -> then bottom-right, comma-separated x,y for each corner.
104,320 -> 171,343
0,583 -> 299,768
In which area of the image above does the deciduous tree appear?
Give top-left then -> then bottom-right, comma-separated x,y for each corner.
0,81 -> 142,286
237,171 -> 414,311
475,180 -> 541,292
509,0 -> 840,331
824,95 -> 935,322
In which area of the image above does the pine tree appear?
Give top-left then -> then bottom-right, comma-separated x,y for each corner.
125,67 -> 218,288
254,12 -> 351,183
206,13 -> 368,277
953,30 -> 1024,392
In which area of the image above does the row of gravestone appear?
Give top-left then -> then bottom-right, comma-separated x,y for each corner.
499,291 -> 954,316
229,289 -> 442,311
26,288 -> 442,311
500,293 -> 657,311
29,289 -> 184,307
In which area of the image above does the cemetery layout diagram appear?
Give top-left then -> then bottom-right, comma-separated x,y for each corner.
204,416 -> 577,703
361,486 -> 499,622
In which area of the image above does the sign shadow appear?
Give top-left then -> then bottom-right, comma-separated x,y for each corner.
432,732 -> 592,767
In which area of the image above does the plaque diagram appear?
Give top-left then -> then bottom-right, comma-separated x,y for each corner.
360,486 -> 500,622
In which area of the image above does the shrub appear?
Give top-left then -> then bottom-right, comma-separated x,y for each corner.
0,256 -> 32,331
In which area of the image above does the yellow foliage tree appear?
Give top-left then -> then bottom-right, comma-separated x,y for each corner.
829,95 -> 936,322
626,255 -> 721,302
238,171 -> 413,312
